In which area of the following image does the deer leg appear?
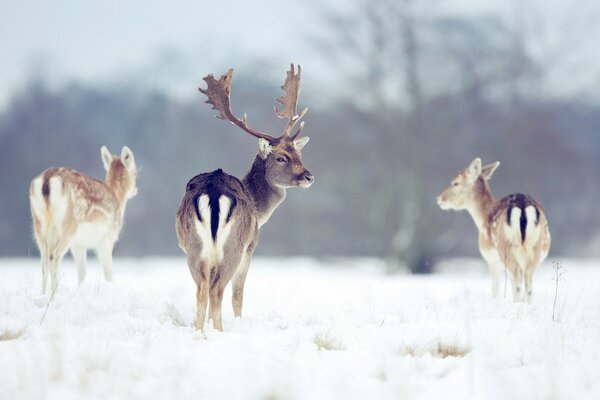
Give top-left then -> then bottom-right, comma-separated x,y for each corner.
488,263 -> 503,298
209,284 -> 225,332
41,252 -> 50,295
71,247 -> 87,285
195,280 -> 209,332
232,251 -> 252,318
32,220 -> 49,294
96,240 -> 114,282
505,263 -> 519,303
524,268 -> 534,305
48,243 -> 68,294
511,267 -> 524,303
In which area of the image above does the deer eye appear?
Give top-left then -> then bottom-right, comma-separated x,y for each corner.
452,181 -> 459,187
275,156 -> 287,164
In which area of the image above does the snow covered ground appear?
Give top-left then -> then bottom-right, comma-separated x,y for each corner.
1,257 -> 599,400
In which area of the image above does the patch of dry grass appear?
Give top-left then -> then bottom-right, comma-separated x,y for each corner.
0,328 -> 26,341
400,340 -> 470,358
314,332 -> 346,351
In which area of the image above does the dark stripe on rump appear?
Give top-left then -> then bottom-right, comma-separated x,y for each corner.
506,205 -> 528,243
209,192 -> 220,241
191,190 -> 221,241
519,209 -> 527,243
42,176 -> 51,199
192,193 -> 203,222
189,169 -> 239,242
505,194 -> 537,243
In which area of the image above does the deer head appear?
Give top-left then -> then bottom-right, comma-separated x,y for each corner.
437,157 -> 500,211
101,146 -> 138,200
199,64 -> 314,188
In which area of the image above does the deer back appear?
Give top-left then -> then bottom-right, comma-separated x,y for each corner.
32,168 -> 119,228
30,146 -> 137,246
176,169 -> 258,268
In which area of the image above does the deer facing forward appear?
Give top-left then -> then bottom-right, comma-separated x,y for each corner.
30,146 -> 137,293
176,65 -> 314,332
437,158 -> 551,303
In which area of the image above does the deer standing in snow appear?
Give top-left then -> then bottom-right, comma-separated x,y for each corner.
437,158 -> 551,303
30,146 -> 138,293
176,65 -> 314,331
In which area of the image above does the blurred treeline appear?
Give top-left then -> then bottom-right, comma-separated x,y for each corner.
1,1 -> 599,272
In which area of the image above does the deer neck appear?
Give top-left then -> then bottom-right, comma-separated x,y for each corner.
243,155 -> 286,228
466,177 -> 496,234
105,175 -> 130,221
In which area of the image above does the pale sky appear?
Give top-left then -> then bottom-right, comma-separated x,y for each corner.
1,0 -> 599,110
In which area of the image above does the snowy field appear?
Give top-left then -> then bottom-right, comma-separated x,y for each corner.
1,257 -> 599,400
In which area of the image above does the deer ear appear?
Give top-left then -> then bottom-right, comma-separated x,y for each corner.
121,146 -> 135,171
258,138 -> 272,160
481,161 -> 500,180
101,146 -> 112,171
467,157 -> 482,180
293,136 -> 310,151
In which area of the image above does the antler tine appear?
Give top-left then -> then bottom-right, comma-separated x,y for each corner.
199,69 -> 276,142
275,63 -> 308,136
291,121 -> 305,140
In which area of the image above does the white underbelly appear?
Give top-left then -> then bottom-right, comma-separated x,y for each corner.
71,222 -> 109,248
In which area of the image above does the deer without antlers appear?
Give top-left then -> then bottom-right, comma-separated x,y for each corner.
30,146 -> 138,293
176,64 -> 314,332
437,158 -> 551,303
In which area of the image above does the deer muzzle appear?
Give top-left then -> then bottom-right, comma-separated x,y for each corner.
297,170 -> 314,188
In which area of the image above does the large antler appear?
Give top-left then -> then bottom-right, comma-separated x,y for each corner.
275,64 -> 308,139
199,69 -> 277,142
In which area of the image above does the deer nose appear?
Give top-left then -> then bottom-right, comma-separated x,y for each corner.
298,171 -> 314,185
302,171 -> 314,183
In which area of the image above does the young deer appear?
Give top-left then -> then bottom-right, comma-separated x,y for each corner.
30,146 -> 138,293
437,158 -> 551,303
176,65 -> 314,331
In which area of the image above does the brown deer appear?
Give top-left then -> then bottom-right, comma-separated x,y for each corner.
176,65 -> 314,332
437,158 -> 551,303
30,146 -> 138,293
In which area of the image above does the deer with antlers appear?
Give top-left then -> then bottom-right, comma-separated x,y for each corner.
176,64 -> 314,331
437,158 -> 551,304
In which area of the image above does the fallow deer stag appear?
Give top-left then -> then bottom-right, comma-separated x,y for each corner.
176,64 -> 314,332
30,146 -> 138,293
437,158 -> 551,303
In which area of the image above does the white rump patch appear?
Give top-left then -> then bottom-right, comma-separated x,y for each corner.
524,206 -> 541,245
194,194 -> 235,263
48,176 -> 68,234
30,177 -> 46,225
506,207 -> 522,244
214,196 -> 234,260
194,195 -> 213,261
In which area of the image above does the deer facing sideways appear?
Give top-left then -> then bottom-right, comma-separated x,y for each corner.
30,146 -> 138,293
437,158 -> 551,303
176,65 -> 314,332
